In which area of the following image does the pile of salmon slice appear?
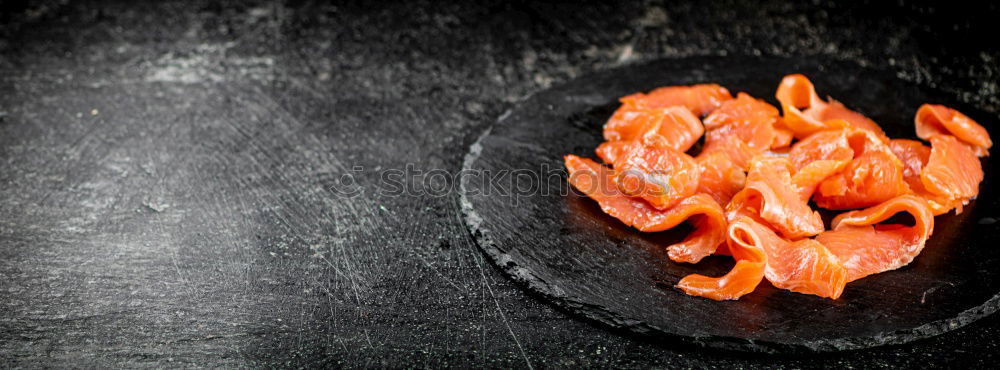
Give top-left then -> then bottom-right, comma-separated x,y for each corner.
564,75 -> 992,300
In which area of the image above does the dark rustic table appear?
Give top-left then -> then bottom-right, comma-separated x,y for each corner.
2,1 -> 998,367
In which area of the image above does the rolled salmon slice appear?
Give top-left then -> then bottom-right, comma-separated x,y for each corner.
727,157 -> 825,239
915,104 -> 992,157
564,155 -> 727,263
663,194 -> 730,263
676,217 -> 768,300
775,74 -> 887,140
604,106 -> 705,152
603,108 -> 658,142
677,216 -> 847,300
815,195 -> 934,282
622,84 -> 734,117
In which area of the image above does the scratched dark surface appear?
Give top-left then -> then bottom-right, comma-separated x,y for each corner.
1,0 -> 998,367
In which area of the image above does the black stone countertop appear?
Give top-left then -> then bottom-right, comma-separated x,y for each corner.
1,1 -> 998,367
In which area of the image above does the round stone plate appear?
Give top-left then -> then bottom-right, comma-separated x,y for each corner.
459,56 -> 1000,352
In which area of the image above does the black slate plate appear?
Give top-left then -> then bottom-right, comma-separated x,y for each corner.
459,56 -> 1000,353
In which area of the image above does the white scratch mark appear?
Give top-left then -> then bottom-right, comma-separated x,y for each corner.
416,253 -> 463,292
145,43 -> 275,84
472,245 -> 532,369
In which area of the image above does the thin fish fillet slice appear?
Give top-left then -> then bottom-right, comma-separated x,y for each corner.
775,74 -> 887,140
698,134 -> 758,170
791,159 -> 849,201
787,128 -> 856,171
907,179 -> 965,216
820,100 -> 887,140
921,134 -> 984,201
703,96 -> 777,151
727,157 -> 825,239
889,139 -> 931,178
677,216 -> 847,300
788,128 -> 909,210
771,118 -> 795,149
621,84 -> 734,117
815,195 -> 934,282
698,93 -> 780,169
915,104 -> 992,157
694,151 -> 747,206
703,92 -> 780,132
774,74 -> 839,139
814,150 -> 910,210
763,237 -> 847,299
604,106 -> 705,152
662,194 -> 729,263
889,139 -> 965,215
607,142 -> 701,210
676,217 -> 768,300
595,140 -> 631,165
564,155 -> 727,263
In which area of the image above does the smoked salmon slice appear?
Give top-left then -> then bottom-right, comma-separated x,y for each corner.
775,74 -> 887,140
920,134 -> 984,203
788,128 -> 909,210
915,104 -> 992,157
889,139 -> 931,179
771,118 -> 795,149
676,217 -> 767,300
604,106 -> 705,152
620,84 -> 734,117
595,140 -> 631,165
604,141 -> 701,210
727,157 -> 825,239
787,128 -> 856,170
889,139 -> 964,215
814,149 -> 910,210
762,237 -> 847,299
702,93 -> 777,150
698,133 -> 758,170
703,92 -> 780,133
908,180 -> 965,216
677,216 -> 847,300
694,151 -> 747,206
791,159 -> 849,201
699,93 -> 780,169
564,155 -> 727,263
815,195 -> 934,282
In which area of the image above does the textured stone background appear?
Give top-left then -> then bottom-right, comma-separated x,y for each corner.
1,0 -> 997,367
